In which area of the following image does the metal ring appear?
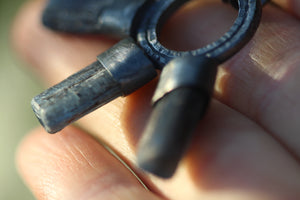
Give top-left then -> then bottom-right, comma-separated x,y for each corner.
136,0 -> 262,68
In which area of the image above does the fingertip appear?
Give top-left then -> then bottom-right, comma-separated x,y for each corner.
15,127 -> 52,199
16,127 -> 160,200
273,0 -> 300,19
11,0 -> 45,66
11,0 -> 116,86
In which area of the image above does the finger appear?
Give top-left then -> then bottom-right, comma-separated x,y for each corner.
273,0 -> 300,18
215,5 -> 300,157
16,111 -> 300,200
12,0 -> 117,86
148,100 -> 300,200
11,0 -> 236,168
160,1 -> 300,159
13,1 -> 300,199
16,127 -> 162,200
12,0 -> 152,163
14,0 -> 300,176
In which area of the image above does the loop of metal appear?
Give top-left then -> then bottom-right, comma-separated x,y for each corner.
137,0 -> 262,67
136,0 -> 263,106
223,0 -> 269,8
42,0 -> 265,67
137,0 -> 265,177
152,56 -> 218,104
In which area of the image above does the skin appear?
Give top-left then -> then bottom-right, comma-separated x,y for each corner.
12,0 -> 300,199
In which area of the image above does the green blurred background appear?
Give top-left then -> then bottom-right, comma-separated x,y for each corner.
0,0 -> 41,199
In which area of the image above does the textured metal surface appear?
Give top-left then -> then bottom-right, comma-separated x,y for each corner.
136,0 -> 264,177
32,38 -> 156,133
32,61 -> 119,133
97,39 -> 157,95
33,0 -> 267,178
137,0 -> 262,67
152,56 -> 219,104
137,56 -> 218,178
42,0 -> 147,38
223,0 -> 269,8
138,87 -> 209,178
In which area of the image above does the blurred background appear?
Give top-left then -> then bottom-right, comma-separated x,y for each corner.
0,0 -> 41,199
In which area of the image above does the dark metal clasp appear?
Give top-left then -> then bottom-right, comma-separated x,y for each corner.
32,0 -> 267,178
136,0 -> 265,177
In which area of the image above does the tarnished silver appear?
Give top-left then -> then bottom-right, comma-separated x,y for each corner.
135,0 -> 266,178
138,56 -> 219,177
32,38 -> 156,133
97,38 -> 157,95
42,0 -> 148,38
152,57 -> 219,104
32,0 -> 269,178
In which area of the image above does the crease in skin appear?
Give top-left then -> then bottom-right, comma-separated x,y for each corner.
18,128 -> 155,200
187,101 -> 300,199
96,137 -> 150,192
73,124 -> 150,192
78,98 -> 140,161
17,132 -> 66,199
248,24 -> 300,82
213,5 -> 300,149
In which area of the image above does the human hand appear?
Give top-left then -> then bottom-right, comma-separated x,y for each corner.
13,0 -> 300,199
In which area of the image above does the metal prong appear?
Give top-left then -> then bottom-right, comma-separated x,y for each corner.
137,56 -> 218,178
137,88 -> 209,177
32,38 -> 156,133
31,60 -> 119,133
42,0 -> 147,38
